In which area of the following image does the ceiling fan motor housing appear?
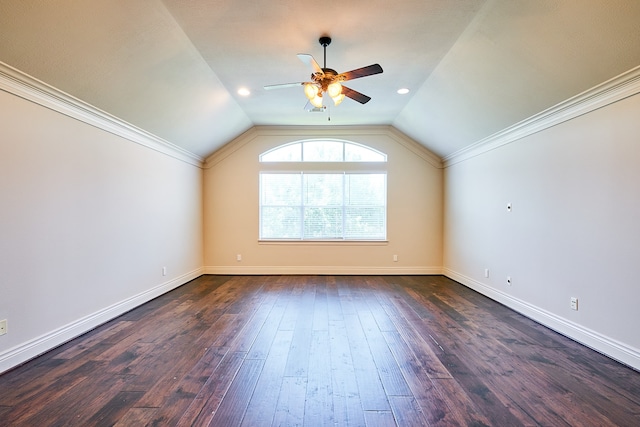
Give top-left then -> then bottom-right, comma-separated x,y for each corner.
313,68 -> 339,91
319,36 -> 332,47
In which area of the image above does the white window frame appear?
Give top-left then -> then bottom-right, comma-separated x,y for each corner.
259,140 -> 388,243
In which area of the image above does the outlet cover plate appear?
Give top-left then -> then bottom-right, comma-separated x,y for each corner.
570,297 -> 578,311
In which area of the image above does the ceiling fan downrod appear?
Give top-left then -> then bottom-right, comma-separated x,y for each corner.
319,36 -> 331,69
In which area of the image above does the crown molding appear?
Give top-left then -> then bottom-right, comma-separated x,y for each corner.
443,65 -> 640,167
0,62 -> 204,168
204,124 -> 443,169
204,126 -> 260,168
385,126 -> 443,168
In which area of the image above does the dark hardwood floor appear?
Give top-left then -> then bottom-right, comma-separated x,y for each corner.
1,275 -> 639,426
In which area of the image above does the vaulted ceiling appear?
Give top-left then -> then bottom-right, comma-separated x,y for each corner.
2,1 -> 640,159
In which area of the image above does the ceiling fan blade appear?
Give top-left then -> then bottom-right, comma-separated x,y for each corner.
297,54 -> 324,76
264,82 -> 305,90
338,64 -> 383,81
342,86 -> 371,104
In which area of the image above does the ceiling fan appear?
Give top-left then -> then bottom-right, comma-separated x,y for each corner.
264,36 -> 383,109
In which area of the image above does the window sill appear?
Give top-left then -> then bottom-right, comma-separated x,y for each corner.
258,240 -> 388,246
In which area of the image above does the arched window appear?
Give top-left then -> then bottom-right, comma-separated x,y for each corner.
259,140 -> 387,240
260,140 -> 386,162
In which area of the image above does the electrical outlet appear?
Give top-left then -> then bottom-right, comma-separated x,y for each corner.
162,266 -> 167,276
393,255 -> 398,262
484,268 -> 490,278
0,319 -> 7,336
236,254 -> 242,262
570,297 -> 578,311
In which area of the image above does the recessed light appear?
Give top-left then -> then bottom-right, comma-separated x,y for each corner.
397,88 -> 410,95
237,88 -> 251,96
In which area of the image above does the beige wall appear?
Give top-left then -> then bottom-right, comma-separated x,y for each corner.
4,54 -> 638,375
203,127 -> 443,274
443,91 -> 640,369
0,89 -> 203,373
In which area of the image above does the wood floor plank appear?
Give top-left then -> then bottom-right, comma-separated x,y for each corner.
0,358 -> 103,407
378,293 -> 452,379
243,286 -> 289,359
329,319 -> 366,427
113,407 -> 160,426
241,330 -> 294,426
343,312 -> 390,412
357,310 -> 412,397
0,372 -> 91,424
312,277 -> 330,331
388,395 -> 429,427
381,330 -> 469,427
134,346 -> 229,425
1,275 -> 639,426
283,279 -> 316,377
304,329 -> 335,426
55,320 -> 135,360
208,358 -> 265,426
177,350 -> 245,427
363,410 -> 397,427
273,376 -> 308,427
18,374 -> 129,426
85,390 -> 145,426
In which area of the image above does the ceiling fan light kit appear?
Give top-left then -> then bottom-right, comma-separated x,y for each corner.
265,36 -> 383,109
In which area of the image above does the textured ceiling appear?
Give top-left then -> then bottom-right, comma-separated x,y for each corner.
1,0 -> 640,159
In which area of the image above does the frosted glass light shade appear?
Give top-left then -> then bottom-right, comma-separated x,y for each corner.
332,94 -> 345,106
310,94 -> 323,108
304,83 -> 319,100
327,82 -> 342,98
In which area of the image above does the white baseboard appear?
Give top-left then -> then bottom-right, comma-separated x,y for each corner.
443,268 -> 640,371
203,265 -> 443,275
0,268 -> 203,374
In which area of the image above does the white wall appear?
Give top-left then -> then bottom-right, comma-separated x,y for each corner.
203,127 -> 443,274
0,89 -> 204,373
443,91 -> 640,370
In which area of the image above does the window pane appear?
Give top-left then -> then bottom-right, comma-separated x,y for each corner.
261,207 -> 302,239
345,207 -> 386,239
302,140 -> 343,161
345,144 -> 386,161
260,141 -> 386,163
261,173 -> 301,204
304,174 -> 343,205
261,172 -> 386,240
346,174 -> 386,206
260,143 -> 302,162
304,207 -> 343,239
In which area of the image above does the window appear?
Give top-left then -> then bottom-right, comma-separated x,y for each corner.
260,140 -> 387,241
260,139 -> 386,162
